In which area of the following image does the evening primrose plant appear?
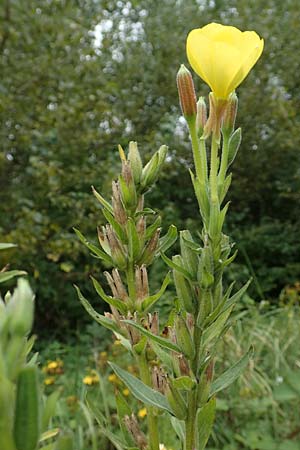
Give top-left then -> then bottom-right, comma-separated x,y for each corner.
75,23 -> 263,450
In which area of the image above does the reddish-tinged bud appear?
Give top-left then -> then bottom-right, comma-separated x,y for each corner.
178,354 -> 190,376
112,269 -> 128,301
148,311 -> 159,335
152,366 -> 166,393
203,92 -> 229,142
106,225 -> 127,269
139,228 -> 161,265
177,64 -> 197,120
222,92 -> 238,136
135,265 -> 149,301
112,181 -> 127,225
123,414 -> 147,450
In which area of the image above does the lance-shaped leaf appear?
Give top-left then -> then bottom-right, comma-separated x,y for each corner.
161,253 -> 193,281
145,216 -> 162,241
203,282 -> 235,328
91,277 -> 128,315
102,209 -> 127,243
158,225 -> 178,254
0,270 -> 27,284
210,348 -> 253,396
201,306 -> 234,346
141,272 -> 171,312
122,320 -> 181,353
74,285 -> 122,334
224,278 -> 252,309
0,243 -> 17,250
73,228 -> 112,265
91,186 -> 114,215
109,362 -> 173,414
196,397 -> 216,450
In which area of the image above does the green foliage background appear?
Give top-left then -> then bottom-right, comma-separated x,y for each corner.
1,0 -> 300,337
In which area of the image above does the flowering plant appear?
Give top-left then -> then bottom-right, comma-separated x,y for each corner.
76,23 -> 263,450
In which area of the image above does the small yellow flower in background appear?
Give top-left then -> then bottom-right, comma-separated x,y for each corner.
187,23 -> 264,99
108,373 -> 120,384
43,359 -> 64,375
122,388 -> 130,396
137,407 -> 147,419
83,375 -> 94,385
83,370 -> 100,386
44,376 -> 56,386
113,339 -> 122,346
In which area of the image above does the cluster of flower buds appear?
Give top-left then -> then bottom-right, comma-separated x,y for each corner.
123,414 -> 147,450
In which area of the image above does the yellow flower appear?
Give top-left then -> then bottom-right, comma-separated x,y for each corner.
137,408 -> 147,419
108,373 -> 119,384
122,388 -> 130,396
44,376 -> 56,386
187,23 -> 264,99
47,361 -> 59,370
83,375 -> 94,385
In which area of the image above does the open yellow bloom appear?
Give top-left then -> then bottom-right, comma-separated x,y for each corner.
187,23 -> 264,99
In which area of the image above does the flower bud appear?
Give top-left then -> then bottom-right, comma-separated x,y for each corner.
139,228 -> 161,266
112,181 -> 127,225
8,279 -> 34,336
222,92 -> 238,136
119,162 -> 137,210
173,255 -> 194,313
123,414 -> 147,450
128,141 -> 143,184
148,311 -> 159,335
180,230 -> 199,280
175,315 -> 195,359
196,96 -> 207,137
106,225 -> 127,269
176,64 -> 197,120
164,377 -> 187,420
135,265 -> 149,301
140,145 -> 167,192
152,365 -> 166,393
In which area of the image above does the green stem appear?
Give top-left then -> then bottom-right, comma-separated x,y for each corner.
218,133 -> 229,185
189,118 -> 205,182
138,354 -> 160,450
126,262 -> 136,306
209,136 -> 219,203
185,324 -> 202,450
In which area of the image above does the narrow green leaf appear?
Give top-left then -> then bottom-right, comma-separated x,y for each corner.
0,243 -> 17,250
203,282 -> 235,327
0,270 -> 27,283
225,279 -> 252,309
73,228 -> 112,265
39,429 -> 60,443
91,277 -> 127,314
196,397 -> 216,450
170,417 -> 185,444
161,253 -> 193,281
122,320 -> 181,353
202,306 -> 233,346
74,285 -> 121,334
91,186 -> 114,214
109,362 -> 173,414
145,216 -> 162,241
158,225 -> 177,254
42,390 -> 60,431
210,348 -> 253,396
141,272 -> 171,312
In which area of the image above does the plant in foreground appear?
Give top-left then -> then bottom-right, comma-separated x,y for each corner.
76,22 -> 263,450
0,244 -> 72,450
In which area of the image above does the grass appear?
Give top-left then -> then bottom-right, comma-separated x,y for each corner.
37,292 -> 300,450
